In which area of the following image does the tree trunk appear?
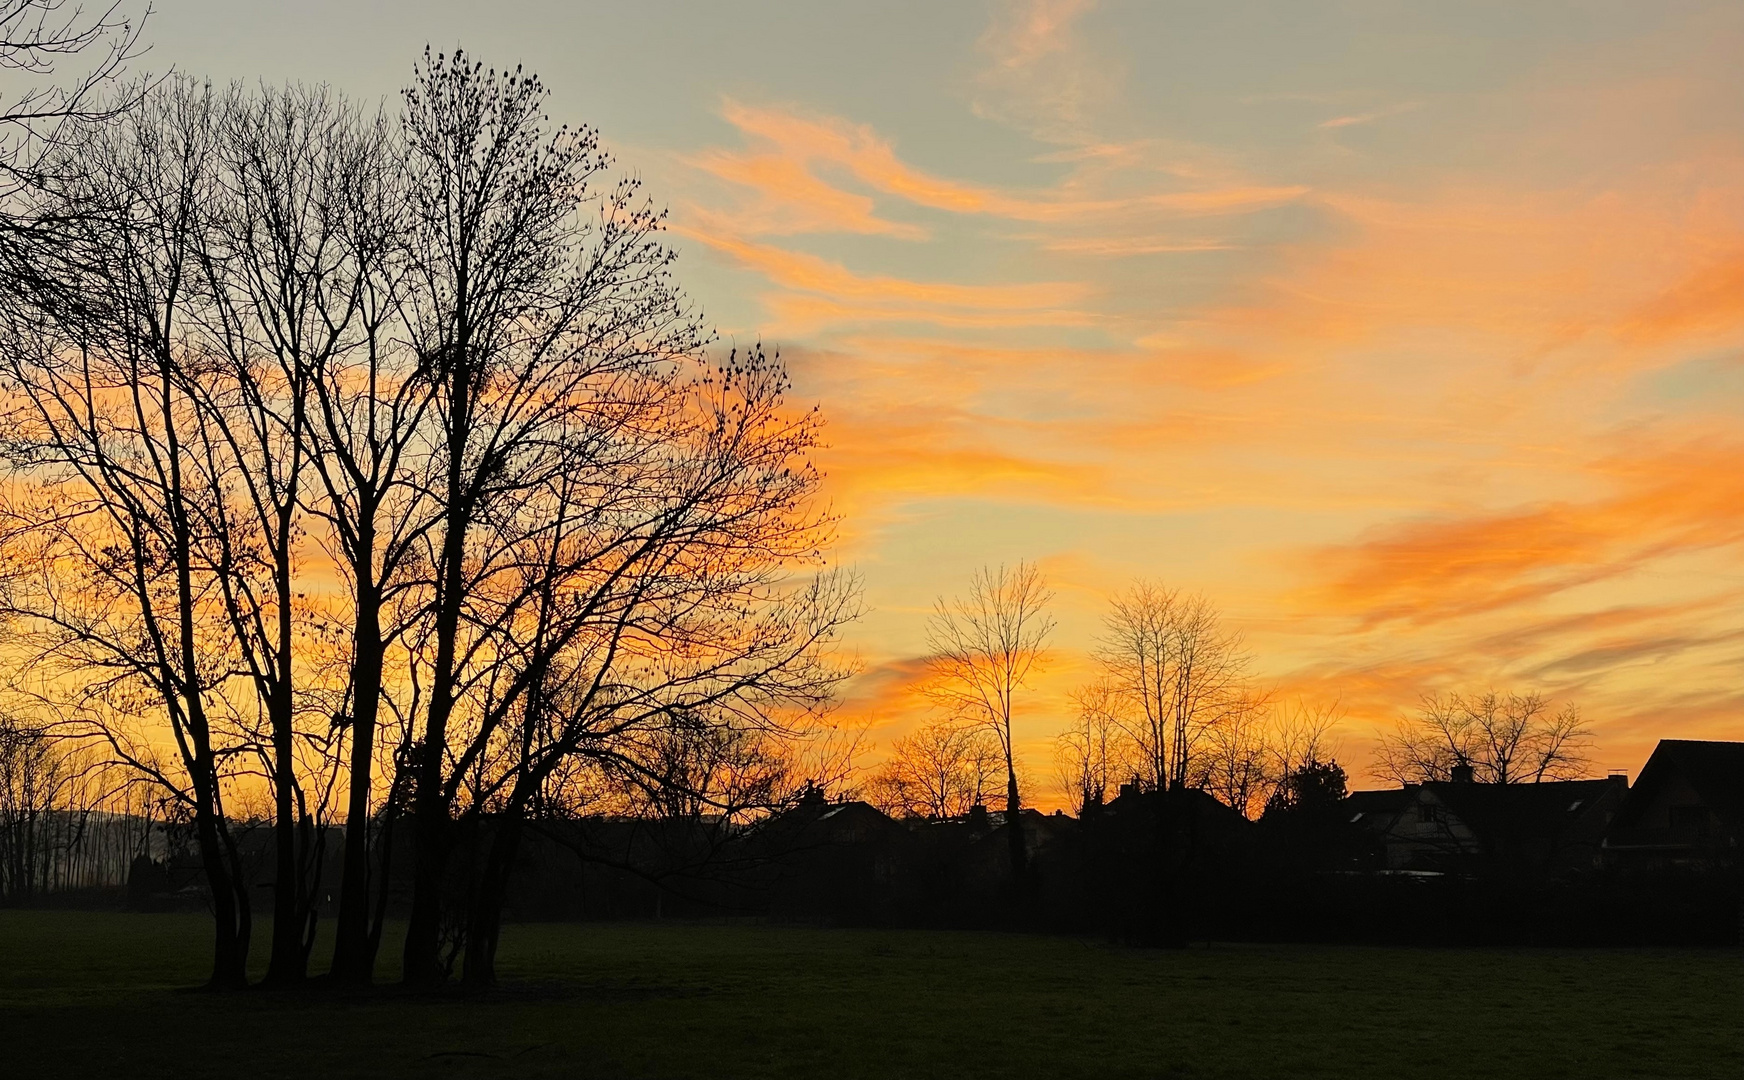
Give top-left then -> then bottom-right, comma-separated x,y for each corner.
1005,767 -> 1027,885
401,751 -> 451,984
192,779 -> 247,990
403,347 -> 472,985
332,578 -> 383,983
264,666 -> 304,984
460,810 -> 524,989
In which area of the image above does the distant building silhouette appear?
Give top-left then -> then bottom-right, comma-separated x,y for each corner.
1605,739 -> 1744,866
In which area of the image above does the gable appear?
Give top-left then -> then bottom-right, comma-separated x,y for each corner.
1613,739 -> 1744,833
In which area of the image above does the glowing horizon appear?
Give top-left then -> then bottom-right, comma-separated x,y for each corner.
144,0 -> 1744,801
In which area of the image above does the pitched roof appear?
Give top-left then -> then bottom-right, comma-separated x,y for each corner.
1423,777 -> 1622,845
1345,787 -> 1412,823
1634,739 -> 1744,821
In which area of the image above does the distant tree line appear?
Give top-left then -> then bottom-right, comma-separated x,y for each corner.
868,564 -> 1596,834
867,567 -> 1352,828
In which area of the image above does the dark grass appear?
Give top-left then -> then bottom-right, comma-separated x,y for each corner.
2,910 -> 1741,1079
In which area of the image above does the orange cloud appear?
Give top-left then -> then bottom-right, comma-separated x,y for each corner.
813,413 -> 1108,552
686,148 -> 927,240
1619,251 -> 1744,344
1305,443 -> 1744,628
689,99 -> 1308,246
688,228 -> 1084,309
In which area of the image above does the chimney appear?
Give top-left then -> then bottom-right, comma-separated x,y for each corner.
966,803 -> 991,834
1450,762 -> 1474,784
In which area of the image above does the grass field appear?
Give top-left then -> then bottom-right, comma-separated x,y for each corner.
2,910 -> 1741,1079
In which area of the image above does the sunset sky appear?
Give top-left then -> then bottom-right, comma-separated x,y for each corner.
149,1 -> 1744,793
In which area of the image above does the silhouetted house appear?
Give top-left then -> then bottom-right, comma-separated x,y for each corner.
501,814 -> 758,920
1377,776 -> 1625,877
756,795 -> 912,921
1337,787 -> 1415,870
1606,739 -> 1744,867
1345,788 -> 1411,834
988,806 -> 1075,852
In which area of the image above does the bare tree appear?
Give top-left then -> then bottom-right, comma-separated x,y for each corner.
0,78 -> 253,988
1196,691 -> 1272,819
1269,699 -> 1340,780
0,0 -> 149,193
368,51 -> 856,986
926,561 -> 1053,881
191,82 -> 381,985
1374,690 -> 1593,785
1094,584 -> 1249,792
259,98 -> 432,986
1053,680 -> 1125,815
869,716 -> 1004,820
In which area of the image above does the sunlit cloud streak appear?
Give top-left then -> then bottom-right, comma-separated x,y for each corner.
1305,442 -> 1744,628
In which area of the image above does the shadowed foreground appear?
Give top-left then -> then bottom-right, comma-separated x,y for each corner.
3,911 -> 1741,1079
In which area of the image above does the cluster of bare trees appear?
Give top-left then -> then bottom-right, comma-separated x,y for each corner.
1374,691 -> 1593,786
0,715 -> 159,900
867,566 -> 1597,852
1053,582 -> 1343,819
871,569 -> 1348,851
0,51 -> 854,988
866,719 -> 1005,821
1,715 -> 82,897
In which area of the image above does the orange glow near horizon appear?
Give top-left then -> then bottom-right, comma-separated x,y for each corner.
646,2 -> 1744,804
139,0 -> 1744,807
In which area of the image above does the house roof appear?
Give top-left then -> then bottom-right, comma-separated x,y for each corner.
1634,739 -> 1744,821
1422,777 -> 1623,846
763,797 -> 904,840
1344,787 -> 1412,828
1607,739 -> 1744,842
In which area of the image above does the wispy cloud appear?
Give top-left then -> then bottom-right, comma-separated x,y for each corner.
676,224 -> 1097,334
972,0 -> 1113,144
1318,101 -> 1423,130
687,99 -> 1306,239
1303,442 -> 1744,628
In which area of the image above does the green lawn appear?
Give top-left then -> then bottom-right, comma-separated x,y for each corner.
2,910 -> 1740,1079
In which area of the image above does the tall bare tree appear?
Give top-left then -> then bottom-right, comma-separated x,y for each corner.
0,78 -> 254,988
190,82 -> 390,985
255,99 -> 433,986
374,52 -> 855,985
387,48 -> 685,983
926,561 -> 1053,881
1375,690 -> 1593,785
1094,584 -> 1249,792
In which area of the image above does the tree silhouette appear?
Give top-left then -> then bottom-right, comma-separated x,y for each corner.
926,561 -> 1053,882
1375,691 -> 1593,785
